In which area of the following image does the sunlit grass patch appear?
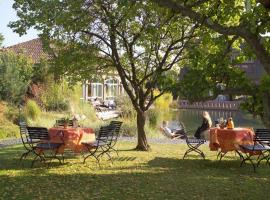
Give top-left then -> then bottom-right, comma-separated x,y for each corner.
0,142 -> 270,200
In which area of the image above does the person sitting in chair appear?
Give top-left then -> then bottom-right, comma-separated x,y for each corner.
194,111 -> 212,139
160,121 -> 185,139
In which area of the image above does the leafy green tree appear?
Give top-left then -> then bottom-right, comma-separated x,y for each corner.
0,51 -> 33,104
177,34 -> 252,101
0,33 -> 3,47
32,59 -> 52,84
10,0 -> 197,150
151,0 -> 270,128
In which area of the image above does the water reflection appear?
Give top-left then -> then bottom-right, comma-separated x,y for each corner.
167,109 -> 264,132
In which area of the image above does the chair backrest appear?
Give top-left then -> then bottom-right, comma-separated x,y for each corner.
26,127 -> 50,141
109,121 -> 123,146
55,119 -> 73,127
109,121 -> 122,136
19,121 -> 32,150
96,125 -> 116,145
179,121 -> 188,139
255,128 -> 270,143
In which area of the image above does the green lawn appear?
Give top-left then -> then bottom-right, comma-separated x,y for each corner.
0,142 -> 269,200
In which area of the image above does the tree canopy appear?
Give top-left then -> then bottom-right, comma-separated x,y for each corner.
0,34 -> 3,47
10,0 -> 198,150
149,0 -> 270,128
0,51 -> 33,104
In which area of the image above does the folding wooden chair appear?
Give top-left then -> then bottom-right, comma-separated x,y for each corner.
240,128 -> 270,172
19,121 -> 64,167
179,122 -> 206,159
82,125 -> 116,166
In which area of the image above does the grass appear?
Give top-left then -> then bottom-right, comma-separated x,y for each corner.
0,102 -> 20,139
0,142 -> 270,200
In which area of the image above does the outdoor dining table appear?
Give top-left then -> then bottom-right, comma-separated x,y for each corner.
48,127 -> 95,153
209,127 -> 255,157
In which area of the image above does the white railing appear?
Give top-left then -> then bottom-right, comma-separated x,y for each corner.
179,100 -> 242,111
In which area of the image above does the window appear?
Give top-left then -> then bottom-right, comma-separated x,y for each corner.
105,78 -> 119,98
88,83 -> 103,98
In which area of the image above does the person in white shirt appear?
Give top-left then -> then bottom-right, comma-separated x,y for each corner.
160,121 -> 185,139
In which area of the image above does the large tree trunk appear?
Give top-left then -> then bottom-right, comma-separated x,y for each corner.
135,110 -> 149,151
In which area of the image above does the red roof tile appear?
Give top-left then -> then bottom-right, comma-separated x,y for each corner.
3,38 -> 52,63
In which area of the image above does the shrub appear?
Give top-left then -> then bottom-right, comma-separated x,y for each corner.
154,91 -> 173,111
147,109 -> 160,127
3,105 -> 21,124
121,120 -> 137,137
25,100 -> 41,120
0,125 -> 19,139
0,51 -> 33,104
41,82 -> 69,111
115,95 -> 136,119
169,100 -> 179,109
0,102 -> 20,139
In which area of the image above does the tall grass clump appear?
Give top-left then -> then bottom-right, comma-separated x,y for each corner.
115,95 -> 137,136
147,109 -> 160,127
116,95 -> 136,119
121,119 -> 137,137
25,100 -> 41,121
68,84 -> 98,123
41,81 -> 69,111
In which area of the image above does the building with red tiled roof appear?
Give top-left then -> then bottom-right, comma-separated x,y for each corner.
2,38 -> 124,102
2,38 -> 52,63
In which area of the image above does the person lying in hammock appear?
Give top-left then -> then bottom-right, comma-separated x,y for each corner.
160,121 -> 185,139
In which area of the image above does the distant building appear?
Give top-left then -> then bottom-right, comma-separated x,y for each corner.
2,38 -> 52,63
82,76 -> 125,101
179,58 -> 265,85
2,38 -> 124,101
178,52 -> 266,110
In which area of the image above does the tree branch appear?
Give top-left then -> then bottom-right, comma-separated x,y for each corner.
151,0 -> 270,75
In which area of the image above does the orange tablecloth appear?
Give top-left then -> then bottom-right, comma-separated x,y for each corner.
48,127 -> 95,153
209,127 -> 255,153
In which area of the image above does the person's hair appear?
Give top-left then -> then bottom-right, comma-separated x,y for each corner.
203,111 -> 212,127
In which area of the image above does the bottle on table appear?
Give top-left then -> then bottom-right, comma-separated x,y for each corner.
219,117 -> 225,129
226,117 -> 234,129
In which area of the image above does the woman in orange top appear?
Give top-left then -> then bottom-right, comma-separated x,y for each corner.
226,117 -> 234,129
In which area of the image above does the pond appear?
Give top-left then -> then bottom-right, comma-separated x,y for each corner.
164,109 -> 264,134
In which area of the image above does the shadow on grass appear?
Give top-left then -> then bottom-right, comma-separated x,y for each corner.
1,145 -> 270,199
1,158 -> 270,199
0,145 -> 72,170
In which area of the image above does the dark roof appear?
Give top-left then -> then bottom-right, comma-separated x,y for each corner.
3,38 -> 52,63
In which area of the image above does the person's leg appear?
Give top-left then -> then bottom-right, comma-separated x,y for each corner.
194,127 -> 201,139
173,130 -> 185,139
